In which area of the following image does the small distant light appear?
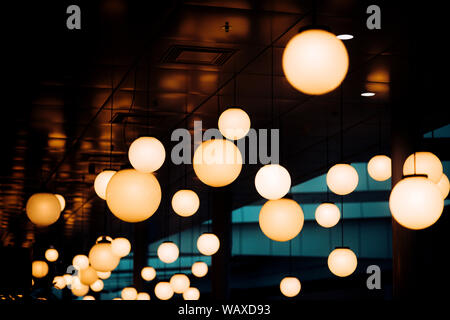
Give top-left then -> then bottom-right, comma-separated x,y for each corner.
337,34 -> 354,40
361,92 -> 375,97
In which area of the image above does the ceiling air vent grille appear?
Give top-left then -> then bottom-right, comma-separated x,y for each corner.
161,45 -> 235,66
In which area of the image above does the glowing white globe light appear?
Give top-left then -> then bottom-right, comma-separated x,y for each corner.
437,174 -> 449,199
90,279 -> 104,292
170,273 -> 190,294
154,282 -> 174,300
367,155 -> 392,181
26,193 -> 61,227
53,276 -> 66,289
197,233 -> 220,256
171,190 -> 200,217
315,202 -> 340,228
403,152 -> 443,183
113,298 -> 122,300
141,267 -> 156,281
79,266 -> 98,285
121,287 -> 138,300
389,175 -> 444,230
218,108 -> 251,140
128,136 -> 166,173
94,170 -> 116,200
45,248 -> 59,262
54,194 -> 65,211
136,292 -> 151,300
71,277 -> 89,297
259,199 -> 304,242
111,237 -> 131,257
157,242 -> 179,263
63,274 -> 73,286
183,287 -> 200,300
255,164 -> 291,200
106,169 -> 162,223
193,139 -> 243,187
83,295 -> 95,300
89,241 -> 120,272
326,164 -> 359,195
72,254 -> 89,270
327,247 -> 358,277
280,277 -> 301,297
191,261 -> 208,278
282,29 -> 349,95
96,271 -> 111,279
32,260 -> 48,278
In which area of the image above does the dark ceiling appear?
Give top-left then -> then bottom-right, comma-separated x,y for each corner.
0,0 -> 447,252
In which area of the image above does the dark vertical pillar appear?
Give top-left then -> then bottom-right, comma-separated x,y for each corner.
211,187 -> 232,300
133,221 -> 148,292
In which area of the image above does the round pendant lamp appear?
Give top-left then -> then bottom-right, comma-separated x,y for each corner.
326,163 -> 359,195
172,190 -> 200,217
170,273 -> 190,294
254,164 -> 291,200
88,239 -> 120,272
367,155 -> 392,181
128,136 -> 166,173
111,237 -> 131,258
157,242 -> 179,264
53,276 -> 66,289
183,287 -> 200,300
45,248 -> 59,262
54,194 -> 65,211
72,254 -> 89,270
315,202 -> 340,228
71,280 -> 89,297
154,282 -> 174,300
94,170 -> 116,200
280,277 -> 301,298
437,174 -> 449,199
191,261 -> 208,278
327,247 -> 358,277
193,139 -> 243,187
403,152 -> 443,183
90,279 -> 104,292
32,260 -> 48,278
389,175 -> 444,230
282,28 -> 349,95
197,233 -> 220,256
259,199 -> 304,242
137,292 -> 151,300
79,266 -> 98,285
26,193 -> 61,227
106,169 -> 161,223
141,266 -> 156,281
218,108 -> 251,140
83,295 -> 95,300
121,287 -> 138,300
96,271 -> 111,280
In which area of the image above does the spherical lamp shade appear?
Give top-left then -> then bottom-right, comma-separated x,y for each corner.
327,247 -> 358,277
71,277 -> 89,297
280,277 -> 301,298
45,248 -> 59,262
258,199 -> 304,242
121,287 -> 138,300
389,175 -> 444,230
32,260 -> 48,278
191,261 -> 208,278
255,164 -> 291,200
89,242 -> 120,272
170,274 -> 190,294
111,237 -> 131,257
26,193 -> 61,227
83,296 -> 95,300
53,276 -> 66,289
90,279 -> 104,292
137,292 -> 151,300
197,233 -> 220,256
63,274 -> 73,286
193,139 -> 243,187
113,298 -> 122,301
172,190 -> 200,217
128,136 -> 166,173
183,287 -> 200,300
157,242 -> 179,264
72,255 -> 89,270
106,169 -> 162,223
141,267 -> 156,281
79,266 -> 98,285
367,155 -> 392,181
315,202 -> 340,228
437,174 -> 449,199
403,152 -> 443,183
94,170 -> 116,200
326,164 -> 359,195
154,282 -> 174,300
55,194 -> 65,211
218,108 -> 251,140
282,29 -> 349,95
96,271 -> 111,280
